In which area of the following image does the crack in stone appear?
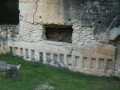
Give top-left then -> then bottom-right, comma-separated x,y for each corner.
33,0 -> 40,23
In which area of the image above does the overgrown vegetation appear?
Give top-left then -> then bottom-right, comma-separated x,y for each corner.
0,53 -> 120,90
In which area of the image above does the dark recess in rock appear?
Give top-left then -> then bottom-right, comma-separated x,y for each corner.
0,0 -> 19,24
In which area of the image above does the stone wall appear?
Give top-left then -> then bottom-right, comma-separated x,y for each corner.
72,23 -> 97,45
17,0 -> 120,76
0,0 -> 120,77
115,36 -> 120,76
0,0 -> 19,24
3,21 -> 115,76
0,25 -> 19,53
0,25 -> 19,40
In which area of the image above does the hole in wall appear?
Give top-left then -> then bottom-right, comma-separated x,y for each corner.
75,56 -> 80,67
39,52 -> 43,63
60,54 -> 64,64
25,49 -> 29,58
99,58 -> 104,69
45,24 -> 73,43
14,47 -> 18,55
83,57 -> 88,68
31,50 -> 35,61
107,59 -> 113,70
91,58 -> 96,69
67,55 -> 72,66
98,21 -> 102,24
9,47 -> 12,52
46,53 -> 51,63
0,0 -> 19,24
20,48 -> 23,57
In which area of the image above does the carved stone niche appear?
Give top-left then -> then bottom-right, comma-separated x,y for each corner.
45,25 -> 73,43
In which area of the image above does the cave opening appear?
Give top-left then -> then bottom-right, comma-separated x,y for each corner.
45,26 -> 73,43
0,0 -> 19,24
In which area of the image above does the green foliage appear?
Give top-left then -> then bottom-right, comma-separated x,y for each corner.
0,54 -> 120,90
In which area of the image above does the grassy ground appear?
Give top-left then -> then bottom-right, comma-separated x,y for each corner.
0,53 -> 120,90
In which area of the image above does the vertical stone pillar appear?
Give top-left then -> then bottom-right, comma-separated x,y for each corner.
50,53 -> 54,65
18,47 -> 20,56
72,55 -> 75,68
35,51 -> 40,61
80,56 -> 83,68
3,43 -> 7,54
43,53 -> 47,64
57,54 -> 60,64
29,49 -> 32,61
88,57 -> 91,70
96,58 -> 99,73
23,48 -> 26,60
64,54 -> 67,67
104,59 -> 107,75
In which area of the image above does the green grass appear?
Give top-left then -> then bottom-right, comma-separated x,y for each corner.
0,53 -> 120,90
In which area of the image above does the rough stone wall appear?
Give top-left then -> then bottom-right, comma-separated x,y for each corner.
72,23 -> 97,46
0,25 -> 18,53
18,0 -> 120,42
115,36 -> 120,76
17,0 -> 119,76
18,21 -> 45,42
0,0 -> 120,76
0,25 -> 19,41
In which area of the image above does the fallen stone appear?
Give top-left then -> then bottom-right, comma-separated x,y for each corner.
0,61 -> 21,78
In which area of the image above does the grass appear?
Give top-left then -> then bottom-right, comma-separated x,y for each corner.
0,53 -> 120,90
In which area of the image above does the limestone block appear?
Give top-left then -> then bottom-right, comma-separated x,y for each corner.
34,0 -> 63,24
8,41 -> 72,55
19,2 -> 36,23
18,21 -> 44,41
73,43 -> 116,57
72,25 -> 97,45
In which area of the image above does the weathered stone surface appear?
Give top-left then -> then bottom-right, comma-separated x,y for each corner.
115,36 -> 120,76
19,0 -> 118,26
72,23 -> 97,45
0,25 -> 19,40
0,0 -> 120,77
18,21 -> 45,41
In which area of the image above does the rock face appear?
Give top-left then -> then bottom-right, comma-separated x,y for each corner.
115,36 -> 120,76
0,0 -> 120,76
